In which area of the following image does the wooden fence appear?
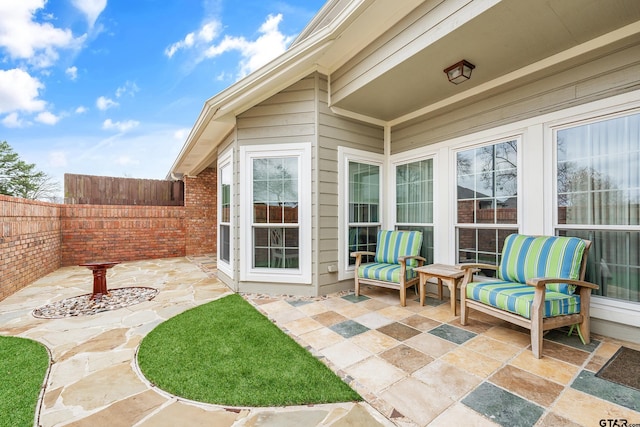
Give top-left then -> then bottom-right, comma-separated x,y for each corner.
64,174 -> 184,206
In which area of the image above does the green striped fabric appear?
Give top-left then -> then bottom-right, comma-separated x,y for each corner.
358,263 -> 418,283
498,234 -> 586,295
466,281 -> 581,319
374,230 -> 423,267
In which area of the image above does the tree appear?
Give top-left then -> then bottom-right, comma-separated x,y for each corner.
0,141 -> 60,201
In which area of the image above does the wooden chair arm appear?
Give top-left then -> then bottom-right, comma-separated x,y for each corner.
350,251 -> 375,258
526,277 -> 599,290
398,255 -> 426,263
350,251 -> 375,269
458,263 -> 498,271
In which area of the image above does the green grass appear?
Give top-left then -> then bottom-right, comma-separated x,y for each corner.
0,336 -> 49,427
137,294 -> 361,407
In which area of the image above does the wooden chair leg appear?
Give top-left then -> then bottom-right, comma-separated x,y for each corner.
531,288 -> 545,358
400,285 -> 407,307
355,276 -> 360,297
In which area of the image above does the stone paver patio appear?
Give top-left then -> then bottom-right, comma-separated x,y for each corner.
1,257 -> 639,426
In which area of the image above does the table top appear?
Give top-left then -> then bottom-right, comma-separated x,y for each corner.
79,261 -> 120,269
414,263 -> 465,279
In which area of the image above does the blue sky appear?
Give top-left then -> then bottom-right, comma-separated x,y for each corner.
0,0 -> 325,196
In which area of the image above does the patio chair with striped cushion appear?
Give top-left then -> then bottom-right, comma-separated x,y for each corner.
351,230 -> 425,306
459,234 -> 599,358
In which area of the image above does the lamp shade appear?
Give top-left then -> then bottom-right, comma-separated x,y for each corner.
444,60 -> 475,84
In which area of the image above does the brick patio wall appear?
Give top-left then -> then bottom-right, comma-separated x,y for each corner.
59,205 -> 187,266
185,167 -> 217,256
0,168 -> 217,301
0,195 -> 62,301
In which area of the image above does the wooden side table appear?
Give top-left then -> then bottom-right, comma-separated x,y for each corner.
415,263 -> 466,315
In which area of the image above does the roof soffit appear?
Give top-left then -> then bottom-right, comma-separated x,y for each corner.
330,0 -> 640,123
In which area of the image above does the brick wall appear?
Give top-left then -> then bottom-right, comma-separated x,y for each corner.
0,195 -> 62,301
60,205 -> 187,266
0,168 -> 217,301
185,167 -> 217,256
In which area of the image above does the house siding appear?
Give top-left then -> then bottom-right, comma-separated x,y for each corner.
391,43 -> 640,152
317,75 -> 384,294
236,74 -> 319,295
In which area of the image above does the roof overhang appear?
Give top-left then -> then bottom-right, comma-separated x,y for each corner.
168,0 -> 425,178
169,0 -> 640,178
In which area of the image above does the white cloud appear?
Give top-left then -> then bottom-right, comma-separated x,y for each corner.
204,14 -> 293,78
75,106 -> 88,114
115,81 -> 139,98
0,0 -> 85,68
173,128 -> 190,141
0,68 -> 46,114
165,20 -> 221,58
35,111 -> 60,125
1,112 -> 26,128
96,96 -> 118,110
71,0 -> 107,29
102,119 -> 139,133
66,66 -> 78,80
49,151 -> 68,167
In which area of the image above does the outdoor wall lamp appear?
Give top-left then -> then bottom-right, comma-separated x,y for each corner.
444,60 -> 475,84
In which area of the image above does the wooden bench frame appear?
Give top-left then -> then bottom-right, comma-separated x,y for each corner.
459,238 -> 599,358
351,251 -> 425,306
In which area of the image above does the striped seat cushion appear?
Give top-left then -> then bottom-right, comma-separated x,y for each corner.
358,263 -> 418,284
466,281 -> 581,319
374,230 -> 423,268
498,234 -> 586,295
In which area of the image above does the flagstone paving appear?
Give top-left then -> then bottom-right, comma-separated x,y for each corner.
1,256 -> 639,426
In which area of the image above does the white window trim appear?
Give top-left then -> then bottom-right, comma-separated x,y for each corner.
337,146 -> 384,281
239,143 -> 312,284
217,148 -> 234,278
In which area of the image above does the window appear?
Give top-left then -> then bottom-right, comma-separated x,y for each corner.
217,150 -> 233,277
240,144 -> 311,284
338,148 -> 383,278
395,158 -> 434,264
456,139 -> 519,265
555,111 -> 640,303
348,161 -> 381,265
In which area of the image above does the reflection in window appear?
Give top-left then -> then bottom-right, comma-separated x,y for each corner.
252,157 -> 299,269
556,112 -> 640,302
348,161 -> 380,265
456,140 -> 518,264
396,159 -> 433,263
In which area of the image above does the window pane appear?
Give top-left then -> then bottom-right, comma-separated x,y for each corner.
349,161 -> 379,222
558,229 -> 640,303
221,163 -> 232,223
558,113 -> 640,226
348,226 -> 378,266
397,225 -> 433,264
396,159 -> 432,224
557,112 -> 640,304
251,154 -> 301,270
220,225 -> 230,263
254,227 -> 299,269
457,227 -> 518,266
457,141 -> 518,225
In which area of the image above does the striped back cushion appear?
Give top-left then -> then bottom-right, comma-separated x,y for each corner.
498,234 -> 586,294
374,230 -> 423,267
